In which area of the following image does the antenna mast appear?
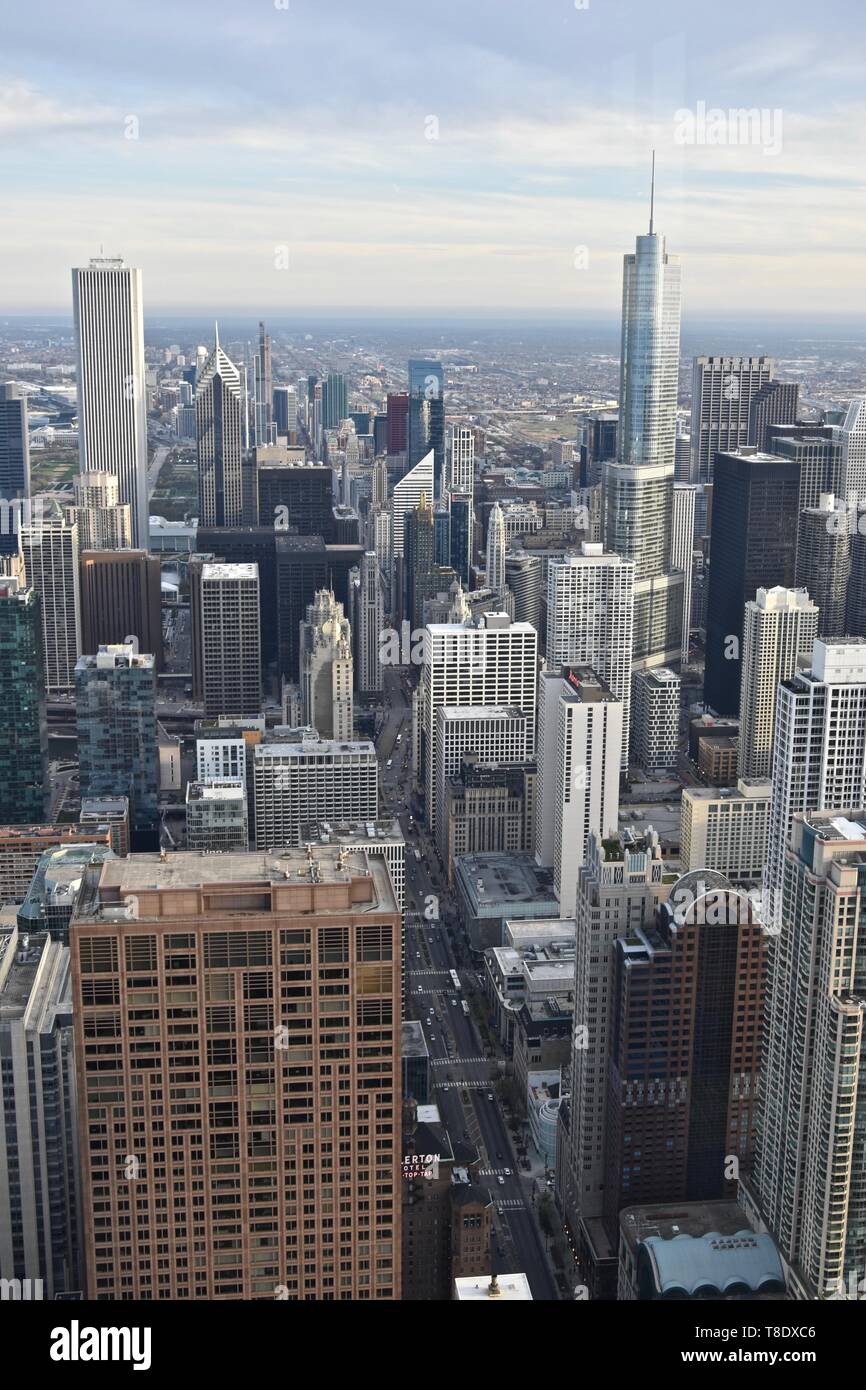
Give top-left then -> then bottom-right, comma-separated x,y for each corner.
649,150 -> 656,235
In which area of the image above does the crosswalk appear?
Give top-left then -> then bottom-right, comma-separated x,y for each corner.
478,1168 -> 512,1178
495,1198 -> 525,1210
436,1080 -> 491,1091
407,968 -> 450,977
430,1055 -> 487,1068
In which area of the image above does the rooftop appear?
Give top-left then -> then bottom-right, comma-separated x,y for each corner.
201,562 -> 259,581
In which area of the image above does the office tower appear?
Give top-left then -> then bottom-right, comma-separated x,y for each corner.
433,705 -> 534,862
847,525 -> 866,638
299,589 -> 353,740
69,846 -> 401,1299
433,504 -> 450,568
371,508 -> 392,587
767,641 -> 866,908
321,373 -> 348,430
253,321 -> 273,445
738,586 -> 818,780
680,779 -> 771,884
795,494 -> 849,639
79,549 -> 164,669
195,525 -> 277,667
19,503 -> 81,691
351,551 -> 383,696
196,732 -> 247,783
185,781 -> 248,851
0,382 -> 31,557
485,501 -> 505,596
272,384 -> 294,437
836,395 -> 866,508
274,535 -> 364,684
768,433 -> 843,524
301,819 -> 405,914
420,609 -> 537,840
505,551 -> 542,633
748,811 -> 866,1298
391,448 -> 435,562
671,483 -> 697,661
71,257 -> 148,548
442,757 -> 535,883
404,494 -> 435,629
67,471 -> 132,551
0,927 -> 82,1298
674,432 -> 691,482
198,563 -> 261,717
408,359 -> 444,490
448,424 -> 474,495
559,827 -> 669,1283
546,545 -> 634,770
0,580 -> 47,823
704,451 -> 800,716
604,873 -> 765,1238
747,380 -> 799,452
689,356 -> 774,484
386,392 -> 409,456
196,329 -> 244,527
260,459 -> 335,537
75,642 -> 159,835
448,491 -> 473,587
631,666 -> 679,772
547,668 -> 622,916
372,457 -> 389,511
578,411 -> 618,487
253,736 -> 377,848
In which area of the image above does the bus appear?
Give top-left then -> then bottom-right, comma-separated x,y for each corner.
449,969 -> 461,993
461,1000 -> 470,1017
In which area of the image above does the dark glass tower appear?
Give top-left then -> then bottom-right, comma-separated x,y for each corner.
0,580 -> 47,823
0,382 -> 31,557
703,450 -> 800,716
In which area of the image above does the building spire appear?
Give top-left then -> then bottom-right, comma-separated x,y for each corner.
214,320 -> 220,351
649,150 -> 656,235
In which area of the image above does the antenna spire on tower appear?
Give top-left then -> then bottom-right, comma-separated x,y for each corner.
649,150 -> 656,235
214,320 -> 220,350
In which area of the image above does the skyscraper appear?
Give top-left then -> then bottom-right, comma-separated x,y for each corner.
448,491 -> 473,587
67,471 -> 132,550
198,563 -> 261,717
671,482 -> 697,662
630,666 -> 679,772
386,392 -> 409,456
79,549 -> 164,669
196,329 -> 245,527
391,448 -> 435,562
604,177 -> 683,670
0,579 -> 47,823
404,493 -> 435,629
689,355 -> 774,484
420,607 -> 537,840
69,846 -> 401,1299
299,588 -> 353,740
765,640 -> 866,922
703,450 -> 800,717
485,501 -> 505,597
748,810 -> 866,1298
322,372 -> 348,430
448,424 -> 474,495
72,257 -> 149,548
349,551 -> 384,697
408,359 -> 444,491
795,493 -> 849,639
19,503 -> 81,691
254,321 -> 273,445
0,382 -> 31,557
836,395 -> 866,508
75,642 -> 159,835
0,929 -> 82,1298
737,586 -> 818,780
253,736 -> 378,848
546,545 -> 634,770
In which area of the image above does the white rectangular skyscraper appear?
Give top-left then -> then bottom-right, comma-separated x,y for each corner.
72,258 -> 149,548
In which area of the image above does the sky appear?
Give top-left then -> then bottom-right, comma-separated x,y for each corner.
1,0 -> 865,318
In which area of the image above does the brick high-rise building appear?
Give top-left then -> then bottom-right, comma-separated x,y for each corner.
70,846 -> 402,1300
79,549 -> 164,669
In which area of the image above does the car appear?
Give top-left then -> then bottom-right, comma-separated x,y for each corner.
487,1093 -> 494,1102
497,1176 -> 505,1186
429,1034 -> 435,1041
503,1168 -> 511,1176
450,998 -> 457,1006
387,759 -> 393,768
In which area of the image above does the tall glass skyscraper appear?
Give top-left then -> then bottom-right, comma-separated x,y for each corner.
408,358 -> 444,493
196,329 -> 244,527
322,373 -> 348,429
604,186 -> 684,669
0,382 -> 31,557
